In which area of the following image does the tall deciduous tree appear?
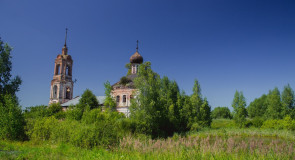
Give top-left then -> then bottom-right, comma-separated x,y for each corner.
78,89 -> 99,110
0,38 -> 21,98
247,94 -> 267,118
281,84 -> 295,118
0,38 -> 24,140
232,91 -> 247,128
266,87 -> 283,119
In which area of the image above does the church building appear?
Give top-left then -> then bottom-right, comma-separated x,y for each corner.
111,41 -> 143,116
49,29 -> 74,104
49,31 -> 144,116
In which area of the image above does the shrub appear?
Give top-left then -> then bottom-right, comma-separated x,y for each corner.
0,94 -> 25,140
251,117 -> 264,128
261,116 -> 295,130
211,107 -> 232,119
24,105 -> 48,119
27,109 -> 126,148
47,103 -> 62,116
190,122 -> 202,131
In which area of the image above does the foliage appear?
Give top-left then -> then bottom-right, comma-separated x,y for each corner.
265,87 -> 284,119
24,105 -> 48,119
26,109 -> 125,148
198,98 -> 212,127
261,116 -> 295,130
0,38 -> 22,98
281,84 -> 295,118
0,38 -> 24,141
103,81 -> 116,110
251,117 -> 264,128
125,63 -> 131,75
78,89 -> 99,111
130,62 -> 211,138
120,76 -> 131,86
0,94 -> 25,140
211,119 -> 236,129
24,103 -> 64,120
211,106 -> 232,119
3,127 -> 295,159
247,94 -> 267,119
232,91 -> 247,128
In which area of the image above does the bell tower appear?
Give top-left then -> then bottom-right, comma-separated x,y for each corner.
49,28 -> 74,104
130,40 -> 143,74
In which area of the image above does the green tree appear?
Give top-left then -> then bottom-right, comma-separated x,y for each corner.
266,87 -> 283,119
130,62 -> 163,137
0,93 -> 25,140
0,38 -> 21,98
0,38 -> 24,140
211,106 -> 232,119
281,84 -> 295,118
78,89 -> 99,110
232,91 -> 247,128
189,79 -> 203,126
247,94 -> 267,118
103,81 -> 116,110
198,98 -> 212,127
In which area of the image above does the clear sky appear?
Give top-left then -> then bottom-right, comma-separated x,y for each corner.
1,0 -> 295,109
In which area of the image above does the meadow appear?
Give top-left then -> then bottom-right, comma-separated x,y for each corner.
1,119 -> 294,160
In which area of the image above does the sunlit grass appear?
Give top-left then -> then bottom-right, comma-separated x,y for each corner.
1,127 -> 295,159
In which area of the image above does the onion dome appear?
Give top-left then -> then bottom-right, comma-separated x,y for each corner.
130,51 -> 143,64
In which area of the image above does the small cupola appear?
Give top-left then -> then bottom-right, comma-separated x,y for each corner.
130,40 -> 143,64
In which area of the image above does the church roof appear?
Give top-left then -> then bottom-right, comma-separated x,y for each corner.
61,96 -> 106,107
112,74 -> 138,89
130,51 -> 143,64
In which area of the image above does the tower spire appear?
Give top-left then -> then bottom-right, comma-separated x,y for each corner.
64,28 -> 68,47
136,40 -> 139,52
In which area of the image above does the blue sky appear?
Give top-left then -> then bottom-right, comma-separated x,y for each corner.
1,0 -> 295,109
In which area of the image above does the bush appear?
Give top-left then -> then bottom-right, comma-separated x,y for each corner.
0,94 -> 25,140
190,123 -> 202,131
211,107 -> 232,119
261,116 -> 295,130
27,109 -> 126,148
251,117 -> 264,128
24,105 -> 48,119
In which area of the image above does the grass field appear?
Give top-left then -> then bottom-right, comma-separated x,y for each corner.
1,119 -> 295,160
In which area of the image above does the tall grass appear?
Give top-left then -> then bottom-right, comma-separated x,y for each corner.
1,128 -> 295,159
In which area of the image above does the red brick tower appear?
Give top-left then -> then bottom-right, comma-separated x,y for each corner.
49,29 -> 74,104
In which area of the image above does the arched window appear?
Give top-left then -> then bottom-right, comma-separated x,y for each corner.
53,85 -> 57,99
66,87 -> 71,99
123,95 -> 127,103
66,65 -> 72,76
55,64 -> 60,75
116,96 -> 120,102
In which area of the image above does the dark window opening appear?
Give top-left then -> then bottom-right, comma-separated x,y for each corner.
123,95 -> 126,102
55,64 -> 60,75
66,65 -> 72,76
53,85 -> 57,99
66,87 -> 71,99
116,96 -> 120,102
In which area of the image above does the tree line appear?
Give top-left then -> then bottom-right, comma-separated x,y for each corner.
1,36 -> 295,148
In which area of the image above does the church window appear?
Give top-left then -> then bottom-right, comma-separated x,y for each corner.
53,85 -> 58,99
66,65 -> 72,76
116,96 -> 120,102
66,87 -> 71,99
55,64 -> 60,75
123,95 -> 127,103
